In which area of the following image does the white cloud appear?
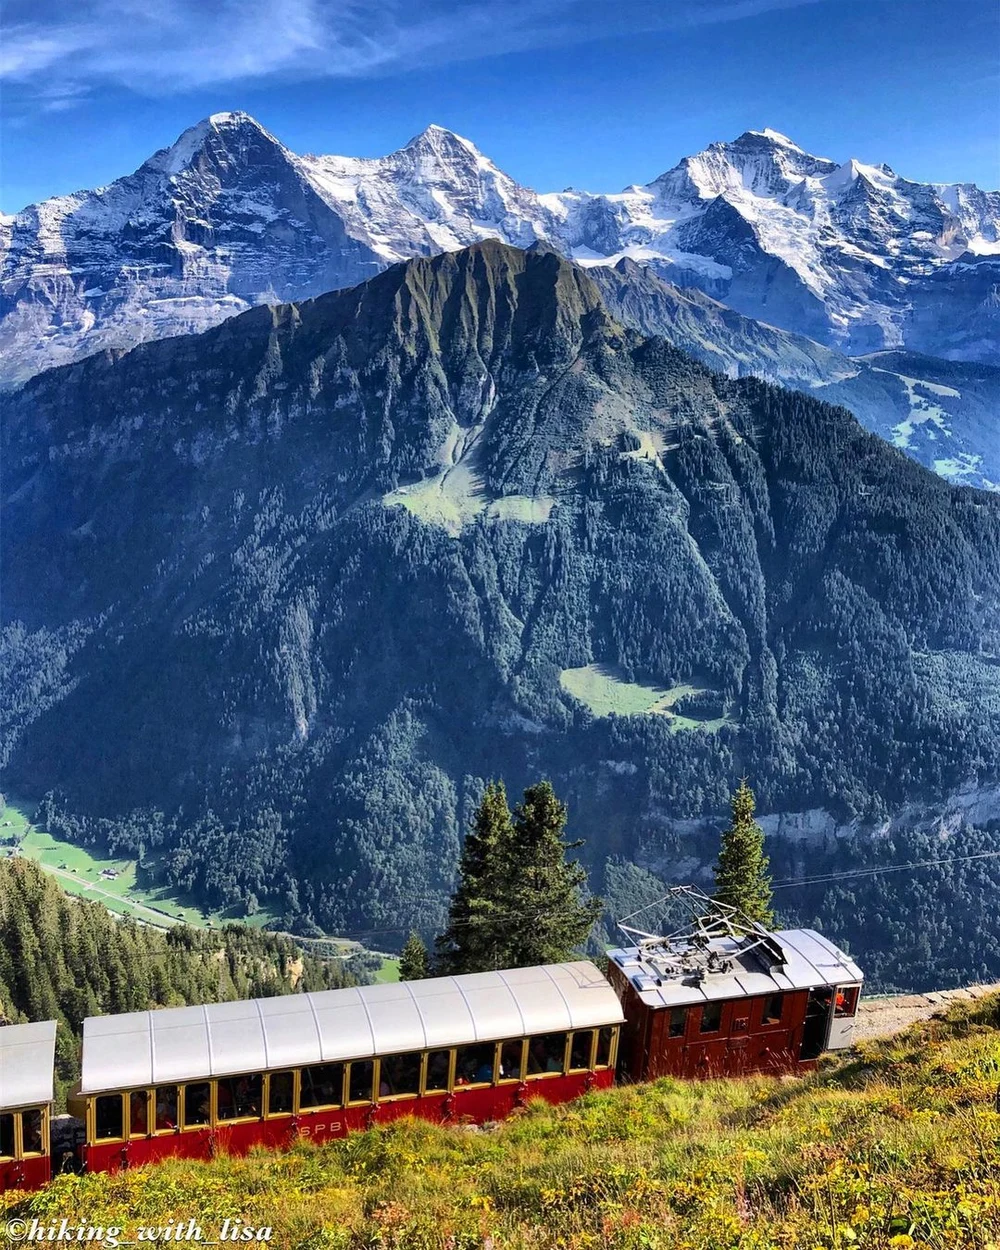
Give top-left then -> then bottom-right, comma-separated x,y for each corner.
0,0 -> 827,97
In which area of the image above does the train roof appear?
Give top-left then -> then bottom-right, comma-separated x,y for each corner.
79,961 -> 625,1094
608,927 -> 863,1010
0,1021 -> 57,1111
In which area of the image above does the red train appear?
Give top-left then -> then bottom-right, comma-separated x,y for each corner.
1,899 -> 863,1193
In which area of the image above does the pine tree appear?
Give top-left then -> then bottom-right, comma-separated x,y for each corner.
505,781 -> 602,967
435,781 -> 513,974
713,779 -> 774,925
399,932 -> 430,981
436,779 -> 601,973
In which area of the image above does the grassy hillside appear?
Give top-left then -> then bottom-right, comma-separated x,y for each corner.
5,996 -> 998,1247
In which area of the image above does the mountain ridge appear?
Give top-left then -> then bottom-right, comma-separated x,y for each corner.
3,112 -> 997,392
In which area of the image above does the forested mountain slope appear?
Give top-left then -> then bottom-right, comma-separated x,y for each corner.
591,258 -> 1000,490
0,858 -> 350,1095
4,242 -> 1000,979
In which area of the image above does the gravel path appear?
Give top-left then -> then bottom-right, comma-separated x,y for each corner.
852,982 -> 1000,1043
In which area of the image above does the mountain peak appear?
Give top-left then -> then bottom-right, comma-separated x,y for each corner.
147,111 -> 283,176
388,238 -> 606,326
398,124 -> 485,163
743,128 -> 803,149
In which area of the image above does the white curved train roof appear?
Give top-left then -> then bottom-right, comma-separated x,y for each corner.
0,1021 -> 57,1111
609,927 -> 863,1010
80,961 -> 625,1095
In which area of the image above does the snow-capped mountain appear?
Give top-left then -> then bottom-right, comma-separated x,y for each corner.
553,128 -> 1000,358
2,113 -> 998,389
0,114 -> 386,386
0,113 -> 557,387
299,123 -> 552,258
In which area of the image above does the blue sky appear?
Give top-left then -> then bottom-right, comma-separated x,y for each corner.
2,0 -> 998,213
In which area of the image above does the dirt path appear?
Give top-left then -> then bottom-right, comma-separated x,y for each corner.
853,982 -> 1000,1043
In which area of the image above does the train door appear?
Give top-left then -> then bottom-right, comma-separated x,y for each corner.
686,1000 -> 730,1078
799,988 -> 834,1060
725,1001 -> 753,1076
0,1110 -> 14,1192
645,1004 -> 691,1079
613,982 -> 651,1081
825,985 -> 862,1049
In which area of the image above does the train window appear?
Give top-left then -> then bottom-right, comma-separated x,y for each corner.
182,1083 -> 211,1128
0,1113 -> 13,1159
154,1086 -> 178,1132
21,1109 -> 43,1156
268,1071 -> 295,1116
668,1008 -> 687,1038
595,1026 -> 615,1068
762,994 -> 784,1025
217,1074 -> 263,1121
499,1040 -> 525,1082
455,1043 -> 496,1086
526,1033 -> 566,1077
700,1003 -> 723,1034
569,1030 -> 595,1071
95,1094 -> 124,1141
300,1064 -> 344,1110
424,1049 -> 452,1093
379,1052 -> 421,1099
835,986 -> 860,1018
347,1061 -> 374,1104
129,1091 -> 150,1138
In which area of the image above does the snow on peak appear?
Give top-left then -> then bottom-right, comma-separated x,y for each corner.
148,111 -> 282,176
207,111 -> 258,127
400,124 -> 486,163
746,128 -> 803,149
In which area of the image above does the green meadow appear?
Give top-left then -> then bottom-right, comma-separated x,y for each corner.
560,664 -> 731,731
0,794 -> 271,931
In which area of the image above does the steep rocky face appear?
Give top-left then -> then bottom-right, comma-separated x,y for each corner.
589,256 -> 853,387
904,254 -> 1000,363
5,242 -> 1000,953
0,113 -> 386,386
3,118 -> 997,389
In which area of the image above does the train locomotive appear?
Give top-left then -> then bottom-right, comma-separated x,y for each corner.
0,895 -> 863,1192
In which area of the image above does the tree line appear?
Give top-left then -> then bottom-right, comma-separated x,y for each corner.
398,775 -> 773,979
0,857 -> 354,1102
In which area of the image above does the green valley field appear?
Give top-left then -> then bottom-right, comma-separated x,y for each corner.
4,995 -> 998,1248
0,795 -> 273,930
0,797 -> 400,981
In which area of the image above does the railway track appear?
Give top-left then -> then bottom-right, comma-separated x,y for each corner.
852,981 -> 1000,1043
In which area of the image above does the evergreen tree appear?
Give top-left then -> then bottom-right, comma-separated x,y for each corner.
504,781 -> 602,968
0,857 -> 357,1102
398,932 -> 430,981
435,781 -> 513,974
713,779 -> 774,925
